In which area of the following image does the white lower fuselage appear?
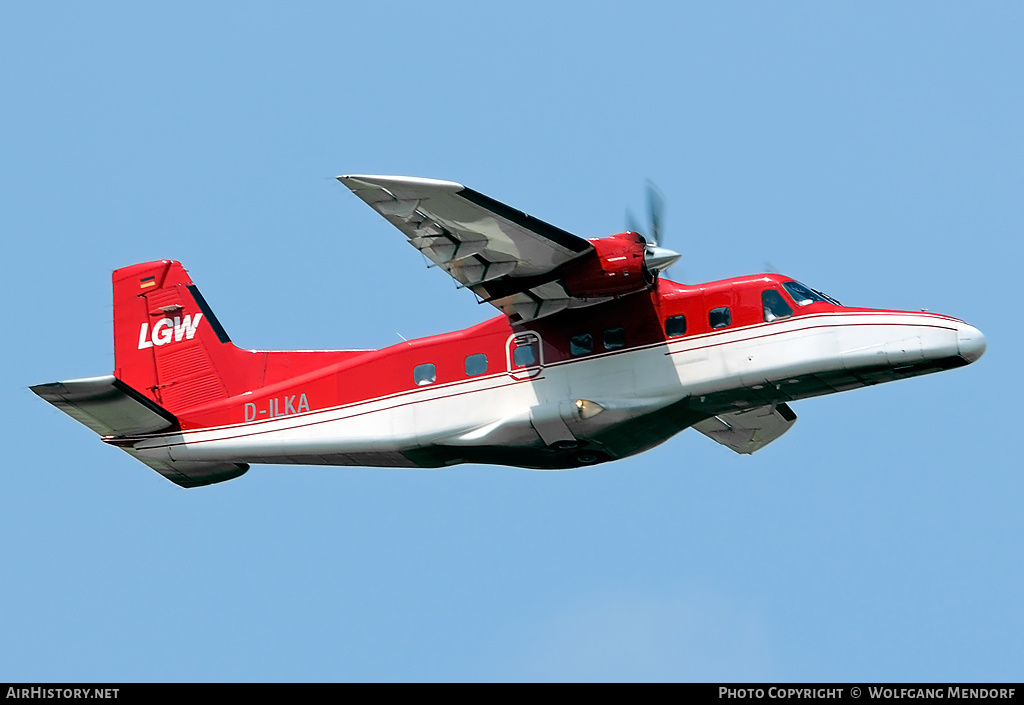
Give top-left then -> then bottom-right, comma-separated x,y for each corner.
131,310 -> 983,469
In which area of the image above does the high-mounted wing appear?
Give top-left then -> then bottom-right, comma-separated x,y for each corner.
339,175 -> 607,322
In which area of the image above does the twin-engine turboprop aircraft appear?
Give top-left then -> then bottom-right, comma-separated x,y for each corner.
32,175 -> 986,488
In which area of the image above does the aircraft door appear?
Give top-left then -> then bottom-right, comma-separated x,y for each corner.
506,332 -> 543,381
505,331 -> 577,447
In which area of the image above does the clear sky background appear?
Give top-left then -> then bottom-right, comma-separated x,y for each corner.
2,2 -> 1021,682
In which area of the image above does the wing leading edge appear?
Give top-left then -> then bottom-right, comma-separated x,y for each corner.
339,175 -> 612,322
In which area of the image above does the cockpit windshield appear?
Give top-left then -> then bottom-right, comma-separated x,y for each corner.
782,280 -> 841,306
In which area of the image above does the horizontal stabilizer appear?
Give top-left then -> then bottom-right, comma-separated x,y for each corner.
30,375 -> 176,437
121,449 -> 248,489
31,375 -> 248,488
693,403 -> 797,455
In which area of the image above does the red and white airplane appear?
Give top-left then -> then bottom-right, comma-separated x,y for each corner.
32,175 -> 986,488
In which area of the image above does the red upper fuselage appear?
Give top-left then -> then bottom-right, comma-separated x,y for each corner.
173,273 -> 960,431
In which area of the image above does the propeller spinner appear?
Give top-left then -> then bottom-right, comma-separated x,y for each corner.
628,181 -> 680,276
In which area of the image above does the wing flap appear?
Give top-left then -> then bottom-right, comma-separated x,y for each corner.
693,403 -> 797,455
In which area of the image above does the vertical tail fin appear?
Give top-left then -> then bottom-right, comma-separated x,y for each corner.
113,260 -> 245,413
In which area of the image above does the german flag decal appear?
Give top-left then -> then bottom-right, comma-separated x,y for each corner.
140,275 -> 157,289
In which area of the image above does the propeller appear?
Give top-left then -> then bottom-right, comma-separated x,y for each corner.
627,181 -> 680,277
646,179 -> 665,247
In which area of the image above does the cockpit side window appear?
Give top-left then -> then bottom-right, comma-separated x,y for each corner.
782,280 -> 832,306
762,289 -> 794,322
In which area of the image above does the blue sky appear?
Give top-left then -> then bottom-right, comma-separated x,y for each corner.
2,2 -> 1021,682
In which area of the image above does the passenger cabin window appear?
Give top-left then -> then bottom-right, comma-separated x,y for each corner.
570,333 -> 594,356
603,327 -> 625,350
513,343 -> 537,367
709,307 -> 731,329
464,353 -> 487,376
762,289 -> 794,322
413,363 -> 436,386
665,315 -> 687,337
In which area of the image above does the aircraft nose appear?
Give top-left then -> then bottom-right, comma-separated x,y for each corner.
957,323 -> 987,363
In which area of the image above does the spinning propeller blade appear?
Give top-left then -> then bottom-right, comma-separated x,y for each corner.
626,181 -> 680,277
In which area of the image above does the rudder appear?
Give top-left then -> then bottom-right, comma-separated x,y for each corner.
113,260 -> 245,413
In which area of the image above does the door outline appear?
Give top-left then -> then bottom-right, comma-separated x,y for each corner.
506,332 -> 544,381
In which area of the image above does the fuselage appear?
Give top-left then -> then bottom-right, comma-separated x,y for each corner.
128,273 -> 985,470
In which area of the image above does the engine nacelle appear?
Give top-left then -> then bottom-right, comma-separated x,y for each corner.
562,232 -> 653,298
